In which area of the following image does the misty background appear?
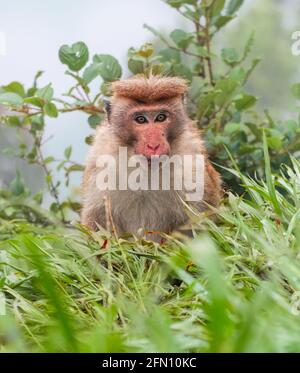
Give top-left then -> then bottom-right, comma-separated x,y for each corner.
1,0 -> 300,199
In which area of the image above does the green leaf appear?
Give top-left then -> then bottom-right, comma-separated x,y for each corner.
267,136 -> 282,150
213,15 -> 234,29
7,116 -> 21,126
224,122 -> 241,135
44,156 -> 55,164
0,92 -> 23,105
243,58 -> 261,85
263,131 -> 282,216
291,83 -> 300,100
3,81 -> 25,97
23,96 -> 45,108
245,122 -> 260,138
85,135 -> 94,145
170,29 -> 194,49
67,201 -> 82,212
167,0 -> 197,8
282,119 -> 298,133
137,43 -> 154,58
197,91 -> 217,118
195,46 -> 210,58
59,41 -> 89,72
211,0 -> 225,16
4,207 -> 16,217
241,31 -> 255,62
27,146 -> 37,160
66,164 -> 85,172
159,48 -> 181,64
36,84 -> 54,101
88,114 -> 102,129
228,67 -> 246,83
226,0 -> 244,15
44,102 -> 58,117
95,54 -> 122,82
82,64 -> 100,84
150,63 -> 164,76
64,146 -> 72,159
214,78 -> 239,107
167,0 -> 183,8
221,48 -> 239,65
33,192 -> 43,204
31,115 -> 45,131
32,70 -> 44,88
234,94 -> 257,111
27,87 -> 37,97
101,81 -> 112,96
127,47 -> 146,74
128,58 -> 144,74
173,63 -> 193,82
10,170 -> 25,196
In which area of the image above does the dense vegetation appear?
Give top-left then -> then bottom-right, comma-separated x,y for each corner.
0,0 -> 300,352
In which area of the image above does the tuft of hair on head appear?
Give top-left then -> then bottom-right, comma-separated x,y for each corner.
111,75 -> 188,102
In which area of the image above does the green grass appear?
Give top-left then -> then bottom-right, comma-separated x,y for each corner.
0,156 -> 300,352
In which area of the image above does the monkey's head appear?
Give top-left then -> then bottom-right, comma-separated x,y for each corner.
106,76 -> 189,159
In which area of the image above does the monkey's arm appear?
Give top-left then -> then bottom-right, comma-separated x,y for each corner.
81,164 -> 107,231
203,161 -> 222,207
81,124 -> 119,231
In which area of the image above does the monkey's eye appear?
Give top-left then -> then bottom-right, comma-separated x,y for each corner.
135,115 -> 148,124
155,113 -> 167,122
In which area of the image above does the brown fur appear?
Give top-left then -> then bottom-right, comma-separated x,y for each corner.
81,76 -> 222,241
111,75 -> 188,102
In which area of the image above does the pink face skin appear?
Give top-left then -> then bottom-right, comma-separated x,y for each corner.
130,108 -> 171,159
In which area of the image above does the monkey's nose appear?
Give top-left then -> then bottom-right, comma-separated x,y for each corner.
147,143 -> 160,151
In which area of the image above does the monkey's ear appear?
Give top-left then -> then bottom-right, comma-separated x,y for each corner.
103,99 -> 111,121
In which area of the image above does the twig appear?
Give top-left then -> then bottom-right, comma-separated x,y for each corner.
193,4 -> 205,78
75,85 -> 86,102
35,133 -> 66,223
203,1 -> 214,86
177,7 -> 199,23
11,104 -> 104,118
60,105 -> 104,114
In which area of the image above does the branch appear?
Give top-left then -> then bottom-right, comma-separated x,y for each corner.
203,1 -> 214,86
193,5 -> 206,78
34,134 -> 66,223
59,105 -> 104,115
8,104 -> 104,118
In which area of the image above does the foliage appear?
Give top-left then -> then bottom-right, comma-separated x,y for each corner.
0,155 -> 300,352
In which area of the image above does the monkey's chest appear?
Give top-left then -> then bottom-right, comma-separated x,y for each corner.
110,190 -> 188,235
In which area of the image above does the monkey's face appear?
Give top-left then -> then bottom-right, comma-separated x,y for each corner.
130,109 -> 171,158
110,97 -> 186,160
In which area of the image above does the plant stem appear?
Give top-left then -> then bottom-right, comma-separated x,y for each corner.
35,133 -> 66,223
193,5 -> 205,78
60,105 -> 104,114
13,104 -> 104,117
203,1 -> 214,86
